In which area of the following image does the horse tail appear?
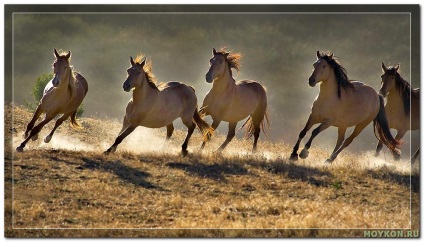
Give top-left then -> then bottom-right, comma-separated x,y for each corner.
373,95 -> 400,154
239,108 -> 270,140
193,106 -> 214,142
69,110 -> 81,129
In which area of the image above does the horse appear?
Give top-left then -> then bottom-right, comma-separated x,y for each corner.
199,48 -> 269,152
290,51 -> 400,163
16,49 -> 88,152
375,63 -> 420,161
104,55 -> 213,156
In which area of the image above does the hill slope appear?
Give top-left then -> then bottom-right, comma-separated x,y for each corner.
5,105 -> 419,237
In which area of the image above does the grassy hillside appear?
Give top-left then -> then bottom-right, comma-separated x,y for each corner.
5,105 -> 419,237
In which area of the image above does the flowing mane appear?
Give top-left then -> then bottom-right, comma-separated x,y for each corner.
134,55 -> 158,90
319,51 -> 356,99
215,48 -> 242,78
385,66 -> 417,115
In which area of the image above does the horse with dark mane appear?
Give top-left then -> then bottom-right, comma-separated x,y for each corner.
375,63 -> 420,161
290,51 -> 400,163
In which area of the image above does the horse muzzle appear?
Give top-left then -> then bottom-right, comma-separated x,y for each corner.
123,82 -> 131,92
308,77 -> 316,87
205,73 -> 214,83
52,76 -> 60,87
379,90 -> 387,97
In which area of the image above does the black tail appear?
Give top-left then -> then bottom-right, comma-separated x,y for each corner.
193,106 -> 214,142
238,109 -> 270,140
373,95 -> 400,154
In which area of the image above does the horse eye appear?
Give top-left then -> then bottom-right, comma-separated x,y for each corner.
323,65 -> 326,69
381,75 -> 384,78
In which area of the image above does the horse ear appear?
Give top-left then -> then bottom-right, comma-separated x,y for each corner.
329,52 -> 334,58
54,48 -> 60,59
65,50 -> 71,60
316,50 -> 321,59
140,57 -> 146,67
381,62 -> 387,72
130,56 -> 135,66
394,63 -> 400,71
224,52 -> 229,59
213,48 -> 217,55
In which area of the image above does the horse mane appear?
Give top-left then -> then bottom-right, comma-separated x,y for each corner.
134,55 -> 158,90
215,48 -> 242,77
385,66 -> 414,115
319,51 -> 356,99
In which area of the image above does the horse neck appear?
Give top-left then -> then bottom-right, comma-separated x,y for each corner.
58,69 -> 75,98
211,65 -> 236,94
132,80 -> 158,104
318,71 -> 338,99
386,85 -> 404,110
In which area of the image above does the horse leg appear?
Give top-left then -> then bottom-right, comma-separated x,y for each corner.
391,130 -> 406,160
118,115 -> 129,135
24,105 -> 43,141
326,121 -> 369,163
181,121 -> 196,156
217,122 -> 237,151
332,127 -> 347,154
299,121 -> 331,159
104,125 -> 136,154
166,123 -> 174,141
44,112 -> 73,143
290,115 -> 315,160
374,140 -> 384,157
412,148 -> 419,162
200,119 -> 221,150
16,115 -> 55,152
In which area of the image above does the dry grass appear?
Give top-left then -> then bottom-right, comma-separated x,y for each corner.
4,104 -> 419,237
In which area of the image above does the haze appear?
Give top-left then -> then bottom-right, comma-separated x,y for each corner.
9,12 -> 418,156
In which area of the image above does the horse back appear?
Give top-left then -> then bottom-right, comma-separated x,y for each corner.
75,72 -> 88,95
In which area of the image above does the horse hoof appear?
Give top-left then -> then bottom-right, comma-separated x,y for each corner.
16,146 -> 24,152
299,149 -> 309,159
181,150 -> 188,157
374,152 -> 380,157
103,147 -> 116,155
393,154 -> 401,161
325,159 -> 334,164
44,135 -> 52,143
289,153 -> 298,161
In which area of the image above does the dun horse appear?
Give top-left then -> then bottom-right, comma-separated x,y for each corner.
290,51 -> 400,163
375,63 -> 420,161
16,49 -> 88,152
200,48 -> 269,152
104,55 -> 213,155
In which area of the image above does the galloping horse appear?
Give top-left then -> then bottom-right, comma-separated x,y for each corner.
16,49 -> 88,152
104,55 -> 213,156
290,51 -> 400,163
200,48 -> 269,152
375,63 -> 420,161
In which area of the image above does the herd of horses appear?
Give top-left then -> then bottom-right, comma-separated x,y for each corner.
16,48 -> 420,163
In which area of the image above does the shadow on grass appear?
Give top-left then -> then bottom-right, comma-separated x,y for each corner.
367,169 -> 419,193
46,151 -> 162,190
166,161 -> 249,183
244,159 -> 334,187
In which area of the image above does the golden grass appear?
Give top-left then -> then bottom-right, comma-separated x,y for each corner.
4,104 -> 419,237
